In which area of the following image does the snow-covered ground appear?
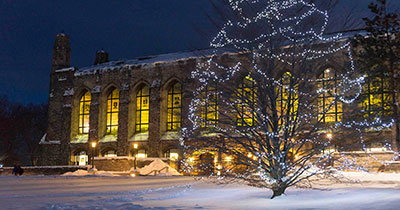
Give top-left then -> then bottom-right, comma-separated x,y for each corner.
1,172 -> 400,210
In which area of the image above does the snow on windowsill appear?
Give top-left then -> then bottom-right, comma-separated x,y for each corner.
161,131 -> 181,141
55,67 -> 75,73
38,134 -> 61,145
71,135 -> 88,144
129,132 -> 149,141
100,135 -> 117,142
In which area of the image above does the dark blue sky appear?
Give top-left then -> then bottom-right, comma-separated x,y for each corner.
0,0 -> 398,104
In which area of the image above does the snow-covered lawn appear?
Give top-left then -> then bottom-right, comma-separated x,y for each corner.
1,173 -> 400,210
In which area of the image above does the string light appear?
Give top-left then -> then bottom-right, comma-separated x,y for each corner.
179,0 -> 398,187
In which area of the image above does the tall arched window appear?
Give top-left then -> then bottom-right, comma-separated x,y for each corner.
106,88 -> 119,135
167,82 -> 182,131
237,76 -> 256,127
317,68 -> 342,123
79,91 -> 91,134
277,72 -> 298,123
362,73 -> 392,118
136,85 -> 150,132
201,84 -> 218,127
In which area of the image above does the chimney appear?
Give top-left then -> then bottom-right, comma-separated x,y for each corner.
94,49 -> 109,65
52,33 -> 71,71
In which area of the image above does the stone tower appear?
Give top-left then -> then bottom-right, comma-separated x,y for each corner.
40,33 -> 74,166
52,33 -> 71,71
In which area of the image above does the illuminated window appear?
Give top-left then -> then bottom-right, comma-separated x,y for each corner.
136,85 -> 150,132
237,76 -> 256,127
164,149 -> 179,160
362,74 -> 392,117
201,84 -> 218,127
317,69 -> 342,123
78,91 -> 91,134
106,88 -> 119,135
277,72 -> 298,123
136,150 -> 147,158
167,82 -> 182,131
103,150 -> 117,157
72,151 -> 88,166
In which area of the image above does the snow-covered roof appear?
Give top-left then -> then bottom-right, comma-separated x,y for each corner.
73,30 -> 365,77
74,48 -> 237,77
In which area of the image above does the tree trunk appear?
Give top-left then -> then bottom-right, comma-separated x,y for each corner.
271,184 -> 287,199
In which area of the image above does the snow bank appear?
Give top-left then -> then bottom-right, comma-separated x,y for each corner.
137,159 -> 181,176
61,169 -> 116,177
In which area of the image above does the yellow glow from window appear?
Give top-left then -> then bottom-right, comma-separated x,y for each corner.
170,153 -> 179,160
136,85 -> 150,132
167,83 -> 182,130
362,76 -> 392,117
277,72 -> 298,124
225,156 -> 232,162
104,150 -> 116,157
201,84 -> 218,127
237,76 -> 256,127
79,91 -> 91,134
106,88 -> 119,135
73,151 -> 88,166
317,69 -> 342,123
135,149 -> 147,158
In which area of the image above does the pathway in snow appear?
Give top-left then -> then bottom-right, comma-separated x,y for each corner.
1,174 -> 400,209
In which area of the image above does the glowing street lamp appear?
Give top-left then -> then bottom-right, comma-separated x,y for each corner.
91,141 -> 97,169
326,132 -> 333,139
133,143 -> 138,169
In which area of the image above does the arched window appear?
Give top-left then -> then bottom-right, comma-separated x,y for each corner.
167,82 -> 182,131
132,149 -> 147,158
103,150 -> 117,157
277,72 -> 298,123
201,84 -> 218,127
362,73 -> 392,117
79,91 -> 91,134
237,76 -> 256,127
106,88 -> 119,135
317,68 -> 342,123
136,85 -> 150,133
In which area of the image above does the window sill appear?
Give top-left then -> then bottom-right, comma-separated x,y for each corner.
161,131 -> 181,141
100,135 -> 118,142
130,132 -> 149,141
71,134 -> 88,144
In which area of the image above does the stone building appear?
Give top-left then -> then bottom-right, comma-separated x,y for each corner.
39,33 -> 397,169
40,33 -> 202,166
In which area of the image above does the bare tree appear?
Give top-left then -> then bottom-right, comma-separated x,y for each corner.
182,0 -> 362,198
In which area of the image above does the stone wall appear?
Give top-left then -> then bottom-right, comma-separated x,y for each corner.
93,157 -> 171,171
0,166 -> 87,176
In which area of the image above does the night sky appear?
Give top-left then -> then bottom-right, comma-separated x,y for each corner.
0,0 -> 398,104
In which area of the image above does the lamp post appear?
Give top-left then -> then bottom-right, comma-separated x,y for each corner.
91,142 -> 97,169
133,143 -> 138,169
